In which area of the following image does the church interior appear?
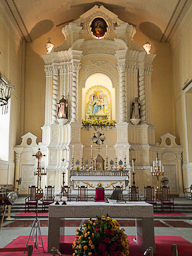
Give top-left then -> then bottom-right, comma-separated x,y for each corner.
0,0 -> 192,255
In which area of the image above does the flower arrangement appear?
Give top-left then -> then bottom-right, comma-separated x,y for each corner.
120,166 -> 124,171
72,215 -> 129,256
82,119 -> 116,130
76,166 -> 80,172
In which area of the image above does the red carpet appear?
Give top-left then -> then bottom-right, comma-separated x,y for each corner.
16,212 -> 49,216
154,212 -> 186,216
16,212 -> 186,217
1,235 -> 192,255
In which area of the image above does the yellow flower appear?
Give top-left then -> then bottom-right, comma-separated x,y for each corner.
101,215 -> 105,220
106,216 -> 111,221
88,252 -> 92,256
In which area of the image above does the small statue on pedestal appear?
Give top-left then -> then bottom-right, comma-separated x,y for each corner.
130,97 -> 141,125
58,95 -> 68,119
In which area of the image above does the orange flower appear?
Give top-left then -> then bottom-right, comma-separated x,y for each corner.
76,232 -> 79,235
77,241 -> 80,244
91,244 -> 95,249
88,252 -> 92,256
89,240 -> 92,244
83,245 -> 88,250
76,228 -> 79,231
79,236 -> 81,240
78,245 -> 82,249
92,233 -> 94,237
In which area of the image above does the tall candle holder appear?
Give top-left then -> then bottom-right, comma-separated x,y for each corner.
114,157 -> 118,170
132,158 -> 136,186
105,157 -> 109,171
151,153 -> 164,191
89,157 -> 93,170
123,157 -> 126,170
33,149 -> 46,198
80,156 -> 84,171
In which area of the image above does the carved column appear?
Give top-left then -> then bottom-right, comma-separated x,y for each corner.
145,65 -> 153,124
138,63 -> 146,122
71,61 -> 80,122
51,68 -> 59,124
117,61 -> 127,122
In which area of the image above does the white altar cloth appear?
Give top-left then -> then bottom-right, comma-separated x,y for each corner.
48,201 -> 155,253
70,175 -> 128,189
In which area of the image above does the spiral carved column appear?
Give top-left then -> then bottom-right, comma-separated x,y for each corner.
51,68 -> 59,123
118,63 -> 127,122
139,65 -> 146,122
71,63 -> 79,122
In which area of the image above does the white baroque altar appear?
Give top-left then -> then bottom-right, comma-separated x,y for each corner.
14,5 -> 183,196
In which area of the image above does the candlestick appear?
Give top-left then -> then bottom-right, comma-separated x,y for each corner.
106,145 -> 108,156
91,145 -> 92,157
132,159 -> 135,172
72,145 -> 74,158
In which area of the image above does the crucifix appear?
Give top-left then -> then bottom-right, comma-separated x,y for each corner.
33,148 -> 46,199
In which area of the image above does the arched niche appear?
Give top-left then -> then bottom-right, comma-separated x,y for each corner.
82,73 -> 115,121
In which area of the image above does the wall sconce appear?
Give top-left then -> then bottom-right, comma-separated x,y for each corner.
45,38 -> 54,54
143,41 -> 151,54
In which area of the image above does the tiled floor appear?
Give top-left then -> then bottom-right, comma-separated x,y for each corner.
0,196 -> 192,251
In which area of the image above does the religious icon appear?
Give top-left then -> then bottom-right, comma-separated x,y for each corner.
92,92 -> 105,115
91,18 -> 107,38
58,95 -> 68,119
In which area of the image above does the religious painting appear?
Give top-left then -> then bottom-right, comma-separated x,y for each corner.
91,18 -> 107,38
85,88 -> 110,120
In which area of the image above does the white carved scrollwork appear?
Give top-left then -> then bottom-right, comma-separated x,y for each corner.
52,68 -> 59,123
139,66 -> 146,122
118,63 -> 127,122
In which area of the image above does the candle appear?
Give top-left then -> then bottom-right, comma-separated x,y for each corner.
81,145 -> 83,159
91,145 -> 92,157
106,145 -> 108,157
72,145 -> 74,158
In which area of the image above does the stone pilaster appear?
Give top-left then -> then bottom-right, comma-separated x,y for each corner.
115,122 -> 130,165
44,67 -> 53,125
116,50 -> 127,123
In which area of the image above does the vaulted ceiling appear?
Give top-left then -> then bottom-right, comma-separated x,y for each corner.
2,0 -> 191,43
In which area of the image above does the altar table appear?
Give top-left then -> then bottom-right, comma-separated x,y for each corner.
48,201 -> 155,253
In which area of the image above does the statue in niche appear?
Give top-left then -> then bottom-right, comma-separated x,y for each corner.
85,88 -> 110,120
130,97 -> 141,125
91,18 -> 107,38
92,92 -> 105,115
58,95 -> 68,119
